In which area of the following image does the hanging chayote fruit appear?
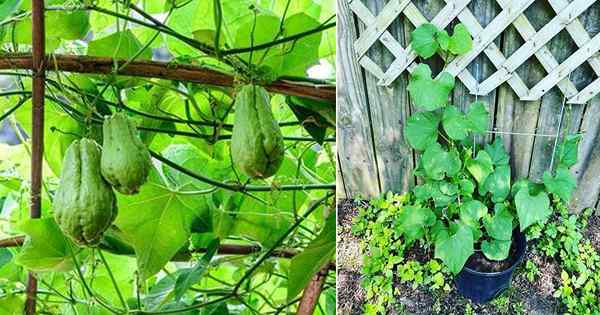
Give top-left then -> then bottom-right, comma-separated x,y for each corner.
231,85 -> 284,178
53,139 -> 117,246
101,112 -> 151,194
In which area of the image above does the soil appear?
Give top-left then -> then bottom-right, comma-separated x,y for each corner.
584,212 -> 600,251
336,198 -> 580,315
464,240 -> 518,273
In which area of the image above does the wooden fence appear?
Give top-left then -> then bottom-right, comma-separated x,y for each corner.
337,0 -> 600,212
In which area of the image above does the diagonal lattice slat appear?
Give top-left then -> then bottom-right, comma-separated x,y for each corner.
349,0 -> 600,104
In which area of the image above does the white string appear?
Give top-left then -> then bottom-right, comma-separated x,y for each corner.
549,73 -> 572,171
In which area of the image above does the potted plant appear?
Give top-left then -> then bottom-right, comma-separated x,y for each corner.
399,23 -> 582,303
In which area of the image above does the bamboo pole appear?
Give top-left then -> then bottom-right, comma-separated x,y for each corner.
25,1 -> 45,314
0,54 -> 336,103
296,265 -> 330,315
0,235 -> 335,270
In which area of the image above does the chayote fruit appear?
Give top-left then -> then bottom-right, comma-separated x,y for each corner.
231,85 -> 284,178
53,139 -> 117,246
101,112 -> 151,194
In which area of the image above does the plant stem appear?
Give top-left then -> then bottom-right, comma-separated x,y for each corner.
150,150 -> 335,192
98,250 -> 129,311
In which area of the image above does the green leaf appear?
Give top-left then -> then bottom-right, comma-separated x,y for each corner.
436,30 -> 450,51
556,134 -> 582,169
87,30 -> 152,60
465,101 -> 489,133
0,294 -> 23,314
482,164 -> 511,202
459,200 -> 486,240
115,167 -> 210,280
543,167 -> 576,203
288,214 -> 335,300
448,23 -> 472,55
483,207 -> 513,240
484,138 -> 510,165
442,105 -> 469,140
0,249 -> 12,269
435,222 -> 474,274
515,187 -> 551,231
174,239 -> 219,302
394,205 -> 436,243
422,143 -> 461,180
459,200 -> 487,223
404,111 -> 440,151
287,96 -> 334,144
0,0 -> 21,23
414,183 -> 434,201
14,218 -> 76,272
47,10 -> 90,40
466,151 -> 494,184
431,181 -> 458,207
481,239 -> 511,261
408,64 -> 455,111
411,23 -> 439,58
459,178 -> 475,196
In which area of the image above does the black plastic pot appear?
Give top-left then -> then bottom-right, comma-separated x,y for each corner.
454,230 -> 527,303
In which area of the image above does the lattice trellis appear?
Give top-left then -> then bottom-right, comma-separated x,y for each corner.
349,0 -> 600,104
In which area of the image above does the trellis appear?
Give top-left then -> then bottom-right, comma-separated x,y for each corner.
349,0 -> 600,103
5,1 -> 336,314
337,0 -> 600,213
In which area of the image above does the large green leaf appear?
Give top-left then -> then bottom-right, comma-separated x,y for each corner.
404,111 -> 440,151
434,222 -> 473,274
15,99 -> 81,177
0,0 -> 21,23
394,205 -> 436,243
447,23 -> 472,55
484,138 -> 510,165
14,218 -> 76,272
459,200 -> 486,240
408,64 -> 454,111
482,164 -> 510,202
10,9 -> 89,51
483,207 -> 513,241
481,239 -> 511,261
263,13 -> 323,76
288,213 -> 335,300
0,294 -> 23,314
410,23 -> 439,58
422,143 -> 461,180
515,187 -> 551,231
442,105 -> 469,140
556,134 -> 582,169
115,167 -> 210,280
174,239 -> 219,301
466,151 -> 494,184
87,30 -> 152,60
543,167 -> 576,203
465,101 -> 489,133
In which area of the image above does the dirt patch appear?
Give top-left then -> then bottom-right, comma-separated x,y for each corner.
337,271 -> 365,315
584,213 -> 600,252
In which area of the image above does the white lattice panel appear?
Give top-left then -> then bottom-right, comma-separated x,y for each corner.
349,0 -> 600,104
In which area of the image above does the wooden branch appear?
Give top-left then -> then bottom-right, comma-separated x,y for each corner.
0,235 -> 335,270
0,54 -> 335,103
296,265 -> 329,315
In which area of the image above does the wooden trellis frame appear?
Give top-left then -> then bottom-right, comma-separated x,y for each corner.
349,0 -> 600,104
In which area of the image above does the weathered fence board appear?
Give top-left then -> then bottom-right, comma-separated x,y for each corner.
338,0 -> 600,213
337,0 -> 380,197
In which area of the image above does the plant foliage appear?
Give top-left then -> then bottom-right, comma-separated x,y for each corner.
0,0 -> 336,313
